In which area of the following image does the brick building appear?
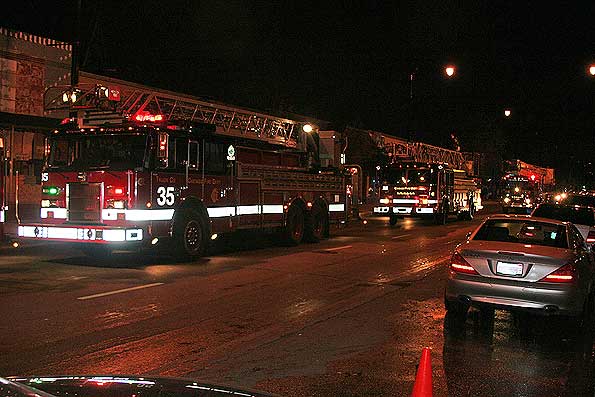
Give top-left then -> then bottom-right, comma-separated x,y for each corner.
0,27 -> 72,236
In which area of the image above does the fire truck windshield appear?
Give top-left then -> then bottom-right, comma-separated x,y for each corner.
47,134 -> 147,171
384,166 -> 434,187
504,179 -> 530,191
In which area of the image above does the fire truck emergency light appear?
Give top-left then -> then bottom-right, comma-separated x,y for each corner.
134,112 -> 165,122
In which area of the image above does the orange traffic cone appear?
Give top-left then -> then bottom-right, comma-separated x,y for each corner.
411,347 -> 432,397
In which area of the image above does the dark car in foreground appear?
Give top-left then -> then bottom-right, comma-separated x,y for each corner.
1,376 -> 276,397
445,215 -> 595,322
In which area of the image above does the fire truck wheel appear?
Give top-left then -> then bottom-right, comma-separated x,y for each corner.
284,205 -> 305,245
305,204 -> 329,242
174,210 -> 208,260
389,215 -> 398,226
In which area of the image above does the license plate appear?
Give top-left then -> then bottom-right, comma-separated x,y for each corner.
496,261 -> 523,276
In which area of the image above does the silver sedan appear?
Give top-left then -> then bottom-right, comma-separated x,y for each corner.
445,215 -> 595,321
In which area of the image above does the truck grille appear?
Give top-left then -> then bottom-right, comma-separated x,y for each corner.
67,183 -> 102,223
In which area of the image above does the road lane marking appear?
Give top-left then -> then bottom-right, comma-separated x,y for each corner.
322,245 -> 353,251
77,283 -> 164,301
391,234 -> 412,240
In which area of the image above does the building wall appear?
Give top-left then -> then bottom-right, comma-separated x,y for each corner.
0,27 -> 71,225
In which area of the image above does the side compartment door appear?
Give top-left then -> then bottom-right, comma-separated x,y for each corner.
238,180 -> 261,227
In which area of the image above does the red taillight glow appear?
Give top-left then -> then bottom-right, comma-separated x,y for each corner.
540,264 -> 575,283
114,188 -> 124,195
449,252 -> 478,275
586,231 -> 595,243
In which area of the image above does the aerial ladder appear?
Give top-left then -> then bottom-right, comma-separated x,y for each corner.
43,73 -> 307,149
371,131 -> 466,170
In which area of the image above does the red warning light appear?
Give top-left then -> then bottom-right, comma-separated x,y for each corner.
134,112 -> 165,122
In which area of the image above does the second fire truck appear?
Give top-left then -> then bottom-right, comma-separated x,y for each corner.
373,137 -> 482,225
500,159 -> 555,214
16,81 -> 348,258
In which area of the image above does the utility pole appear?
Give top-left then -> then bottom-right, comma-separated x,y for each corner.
71,0 -> 81,87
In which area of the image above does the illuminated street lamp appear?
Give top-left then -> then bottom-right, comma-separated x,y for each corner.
504,109 -> 512,117
445,65 -> 456,77
589,64 -> 595,76
302,123 -> 313,133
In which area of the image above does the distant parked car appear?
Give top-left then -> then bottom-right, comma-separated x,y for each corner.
445,215 -> 595,323
531,203 -> 595,243
562,192 -> 595,208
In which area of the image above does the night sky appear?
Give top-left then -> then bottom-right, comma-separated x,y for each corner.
2,1 -> 595,184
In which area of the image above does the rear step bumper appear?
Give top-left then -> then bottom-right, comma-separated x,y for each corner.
17,224 -> 145,244
446,276 -> 584,316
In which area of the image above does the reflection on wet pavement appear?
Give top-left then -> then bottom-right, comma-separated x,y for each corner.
443,309 -> 595,396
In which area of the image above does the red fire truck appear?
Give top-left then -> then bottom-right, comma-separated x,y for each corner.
372,137 -> 482,225
500,160 -> 555,214
16,83 -> 348,258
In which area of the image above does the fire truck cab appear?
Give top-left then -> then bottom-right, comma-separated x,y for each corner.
500,174 -> 538,214
17,119 -> 347,258
373,162 -> 482,225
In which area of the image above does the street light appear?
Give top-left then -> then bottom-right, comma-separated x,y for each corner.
589,65 -> 595,76
302,124 -> 313,133
445,65 -> 456,77
504,109 -> 512,117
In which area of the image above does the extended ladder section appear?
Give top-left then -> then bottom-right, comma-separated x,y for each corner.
381,134 -> 466,169
44,83 -> 301,149
506,159 -> 555,185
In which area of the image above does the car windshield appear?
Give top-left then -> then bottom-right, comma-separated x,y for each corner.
565,194 -> 595,208
473,219 -> 568,248
48,134 -> 147,171
533,205 -> 595,226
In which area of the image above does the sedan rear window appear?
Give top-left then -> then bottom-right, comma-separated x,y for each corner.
532,204 -> 595,226
473,219 -> 568,248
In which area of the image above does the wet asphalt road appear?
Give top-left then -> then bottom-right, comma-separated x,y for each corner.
2,208 -> 595,396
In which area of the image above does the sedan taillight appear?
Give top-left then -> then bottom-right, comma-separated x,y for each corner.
449,252 -> 479,275
586,231 -> 595,244
539,263 -> 576,283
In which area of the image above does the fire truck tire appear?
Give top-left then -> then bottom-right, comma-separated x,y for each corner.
284,205 -> 305,245
305,204 -> 329,242
173,210 -> 209,260
389,215 -> 398,226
